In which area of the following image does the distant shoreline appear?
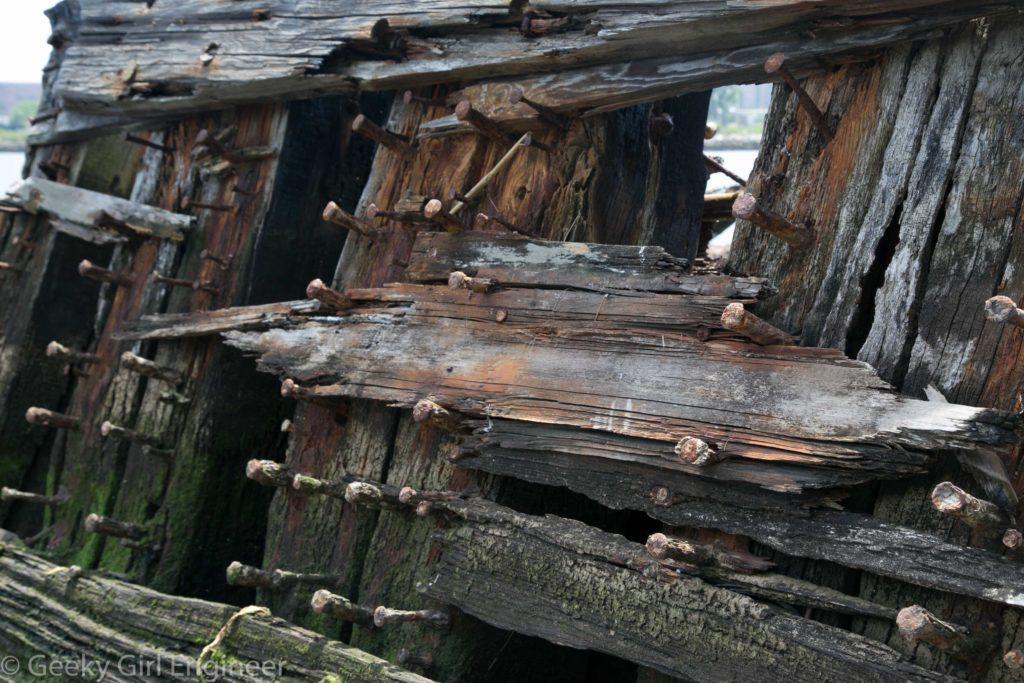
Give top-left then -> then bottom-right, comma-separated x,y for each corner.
0,140 -> 24,153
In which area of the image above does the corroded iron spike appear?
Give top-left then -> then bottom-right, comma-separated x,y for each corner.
1005,650 -> 1024,669
455,100 -> 513,145
100,420 -> 166,449
721,303 -> 795,346
306,278 -> 353,311
423,199 -> 464,233
25,407 -> 80,431
322,201 -> 387,241
1,487 -> 68,506
181,197 -> 236,214
447,270 -> 497,294
646,533 -> 774,573
403,90 -> 447,108
412,398 -> 460,432
281,378 -> 316,401
509,87 -> 569,130
373,606 -> 450,628
280,419 -> 294,433
705,122 -> 718,140
227,561 -> 342,590
397,486 -> 463,505
704,154 -> 747,187
158,389 -> 191,405
985,296 -> 1024,328
200,249 -> 232,269
195,128 -> 243,163
931,482 -> 1006,531
0,261 -> 21,272
764,52 -> 834,141
245,459 -> 293,488
674,437 -> 726,466
351,114 -> 415,155
345,481 -> 383,507
311,590 -> 376,627
120,131 -> 173,153
1004,528 -> 1023,549
29,108 -> 61,125
649,112 -> 674,138
84,513 -> 144,540
121,351 -> 185,385
521,132 -> 555,154
896,605 -> 971,653
731,193 -> 813,249
292,473 -> 348,499
46,341 -> 101,365
78,259 -> 135,288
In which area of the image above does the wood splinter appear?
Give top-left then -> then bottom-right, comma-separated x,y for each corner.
83,513 -> 145,540
1,487 -> 68,506
47,341 -> 100,366
448,270 -> 497,294
78,259 -> 135,288
311,590 -> 376,627
674,436 -> 727,466
645,533 -> 774,573
120,351 -> 184,385
931,481 -> 1006,532
306,278 -> 353,311
985,295 -> 1024,329
226,561 -> 341,591
896,605 -> 972,654
322,201 -> 389,241
25,407 -> 79,431
100,420 -> 166,449
732,192 -> 814,249
373,605 -> 450,628
246,459 -> 294,488
351,114 -> 415,156
764,52 -> 834,141
721,303 -> 795,346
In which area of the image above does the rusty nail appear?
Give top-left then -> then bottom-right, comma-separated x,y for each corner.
120,130 -> 173,153
931,482 -> 1006,532
446,190 -> 474,205
0,261 -> 20,273
25,407 -> 80,430
195,128 -> 243,163
509,87 -> 569,130
28,108 -> 60,126
158,389 -> 191,405
323,201 -> 388,241
403,90 -> 447,108
455,100 -> 513,145
448,270 -> 497,294
84,513 -> 144,540
373,606 -> 449,628
764,52 -> 833,141
495,309 -> 508,323
1,486 -> 68,506
280,418 -> 294,433
895,606 -> 971,653
474,212 -> 520,233
721,302 -> 795,346
424,199 -> 464,233
705,122 -> 718,140
521,132 -> 556,154
231,184 -> 256,197
121,351 -> 184,385
351,114 -> 415,155
412,398 -> 460,432
649,112 -> 674,138
47,341 -> 100,365
1005,650 -> 1024,669
674,437 -> 726,467
731,193 -> 813,250
1003,528 -> 1022,550
985,296 -> 1024,328
345,481 -> 384,507
311,590 -> 376,627
200,249 -> 232,269
228,561 -> 341,591
78,259 -> 135,288
100,420 -> 166,449
152,270 -> 218,294
181,196 -> 236,214
246,459 -> 294,488
704,154 -> 747,187
307,278 -> 353,311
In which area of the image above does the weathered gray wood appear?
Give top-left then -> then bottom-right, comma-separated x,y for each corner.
114,301 -> 314,340
4,177 -> 193,242
423,499 -> 948,682
36,1 -> 1021,141
0,544 -> 435,682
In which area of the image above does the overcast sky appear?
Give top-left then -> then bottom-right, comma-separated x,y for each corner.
0,0 -> 57,83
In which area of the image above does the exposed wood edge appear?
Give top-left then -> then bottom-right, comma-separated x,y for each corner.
0,544 -> 434,682
424,499 -> 946,682
455,447 -> 1024,607
112,300 -> 316,340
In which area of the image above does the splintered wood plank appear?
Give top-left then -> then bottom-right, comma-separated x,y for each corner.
422,499 -> 947,682
223,309 -> 1017,478
114,301 -> 313,340
0,544 -> 435,683
37,1 -> 1020,141
407,231 -> 765,297
4,177 -> 194,242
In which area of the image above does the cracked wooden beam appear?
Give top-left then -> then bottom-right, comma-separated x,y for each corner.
0,544 -> 434,682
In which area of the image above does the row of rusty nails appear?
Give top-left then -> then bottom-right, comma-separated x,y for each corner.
77,258 -> 228,294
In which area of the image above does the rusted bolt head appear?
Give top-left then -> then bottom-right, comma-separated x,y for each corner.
764,52 -> 787,74
731,193 -> 758,221
281,378 -> 299,398
366,203 -> 383,220
448,271 -> 469,290
1005,650 -> 1024,669
495,309 -> 508,323
985,295 -> 1019,323
83,513 -> 102,533
399,486 -> 417,505
322,201 -> 344,223
646,532 -> 669,559
651,486 -> 671,505
424,198 -> 445,220
454,100 -> 474,121
306,278 -> 327,299
1004,528 -> 1023,549
100,421 -> 115,437
77,259 -> 94,276
509,87 -> 525,105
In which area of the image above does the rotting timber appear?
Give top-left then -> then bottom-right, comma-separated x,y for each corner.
3,1 -> 1024,681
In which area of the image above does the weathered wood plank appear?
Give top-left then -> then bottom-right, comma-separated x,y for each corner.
0,543 -> 434,682
422,499 -> 948,682
4,177 -> 193,242
114,301 -> 313,340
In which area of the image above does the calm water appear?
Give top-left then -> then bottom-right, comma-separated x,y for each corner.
0,152 -> 24,191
